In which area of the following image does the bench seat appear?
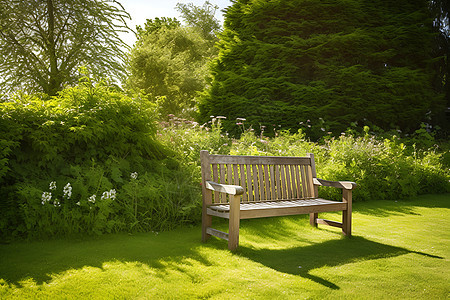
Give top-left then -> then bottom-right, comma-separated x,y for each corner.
208,198 -> 347,219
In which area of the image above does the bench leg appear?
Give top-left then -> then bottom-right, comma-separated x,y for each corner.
202,204 -> 212,242
310,213 -> 318,227
228,195 -> 240,251
342,189 -> 352,236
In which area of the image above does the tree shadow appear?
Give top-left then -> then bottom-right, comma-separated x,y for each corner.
355,194 -> 450,217
238,236 -> 443,290
0,231 -> 216,287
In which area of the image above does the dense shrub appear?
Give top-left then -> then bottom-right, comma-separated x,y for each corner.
0,79 -> 200,240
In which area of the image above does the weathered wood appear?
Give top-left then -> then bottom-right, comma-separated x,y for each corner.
300,165 -> 308,198
200,150 -> 212,242
262,165 -> 272,200
219,164 -> 226,203
200,151 -> 355,250
342,189 -> 352,236
285,165 -> 293,199
228,195 -> 240,250
212,164 -> 219,203
280,165 -> 287,200
310,212 -> 318,227
313,178 -> 357,190
206,227 -> 228,241
252,164 -> 259,201
208,154 -> 311,166
205,181 -> 245,195
275,165 -> 281,199
269,165 -> 276,200
208,199 -> 347,219
308,153 -> 319,198
246,164 -> 253,201
316,218 -> 343,228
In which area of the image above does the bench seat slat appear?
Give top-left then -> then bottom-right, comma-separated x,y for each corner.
208,198 -> 347,219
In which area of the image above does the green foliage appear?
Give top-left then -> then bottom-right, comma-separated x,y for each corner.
0,79 -> 200,240
0,0 -> 131,96
136,17 -> 181,39
157,115 -> 231,171
127,1 -> 221,119
175,1 -> 221,41
161,117 -> 449,202
127,24 -> 216,118
199,0 -> 445,139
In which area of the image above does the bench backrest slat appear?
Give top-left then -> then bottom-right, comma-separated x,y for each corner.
201,151 -> 318,204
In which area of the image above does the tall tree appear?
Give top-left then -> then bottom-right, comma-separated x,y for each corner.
126,2 -> 220,118
0,0 -> 130,96
199,0 -> 444,138
175,1 -> 221,41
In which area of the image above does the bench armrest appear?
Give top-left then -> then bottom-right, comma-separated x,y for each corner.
205,181 -> 245,195
313,178 -> 356,190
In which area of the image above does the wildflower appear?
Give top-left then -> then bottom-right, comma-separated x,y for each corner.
53,200 -> 61,207
101,191 -> 109,201
236,117 -> 246,121
101,189 -> 117,201
216,116 -> 226,119
130,172 -> 138,180
49,181 -> 57,190
236,122 -> 243,126
63,183 -> 72,199
88,194 -> 96,204
41,192 -> 52,205
76,201 -> 81,206
110,189 -> 116,200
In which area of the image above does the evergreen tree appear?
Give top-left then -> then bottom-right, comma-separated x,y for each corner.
199,0 -> 444,138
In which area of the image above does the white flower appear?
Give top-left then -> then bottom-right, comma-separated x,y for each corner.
63,183 -> 72,199
88,195 -> 96,204
49,181 -> 57,190
109,189 -> 116,200
101,189 -> 117,201
130,172 -> 138,180
76,201 -> 81,206
41,191 -> 52,204
101,191 -> 108,201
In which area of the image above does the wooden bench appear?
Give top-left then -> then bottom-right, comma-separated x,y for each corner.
200,151 -> 356,250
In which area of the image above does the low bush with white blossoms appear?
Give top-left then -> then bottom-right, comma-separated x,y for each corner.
41,181 -> 71,207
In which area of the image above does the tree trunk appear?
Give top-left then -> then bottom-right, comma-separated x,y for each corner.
47,0 -> 60,96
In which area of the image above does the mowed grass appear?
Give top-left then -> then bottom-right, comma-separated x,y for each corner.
0,194 -> 448,299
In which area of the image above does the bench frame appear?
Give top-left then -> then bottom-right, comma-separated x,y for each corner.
200,150 -> 356,250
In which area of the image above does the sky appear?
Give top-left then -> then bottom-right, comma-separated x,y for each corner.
118,0 -> 232,46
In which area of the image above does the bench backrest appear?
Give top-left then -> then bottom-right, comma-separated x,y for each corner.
200,151 -> 319,204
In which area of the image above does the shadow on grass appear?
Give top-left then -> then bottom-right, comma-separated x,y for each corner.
0,229 -> 215,286
239,236 -> 443,290
354,193 -> 450,217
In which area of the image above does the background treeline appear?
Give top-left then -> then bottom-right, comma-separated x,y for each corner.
199,0 -> 449,139
0,0 -> 449,240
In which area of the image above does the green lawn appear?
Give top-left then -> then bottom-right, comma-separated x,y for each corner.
1,194 -> 449,299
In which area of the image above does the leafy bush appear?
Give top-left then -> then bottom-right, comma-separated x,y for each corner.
0,78 -> 200,240
161,118 -> 449,202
